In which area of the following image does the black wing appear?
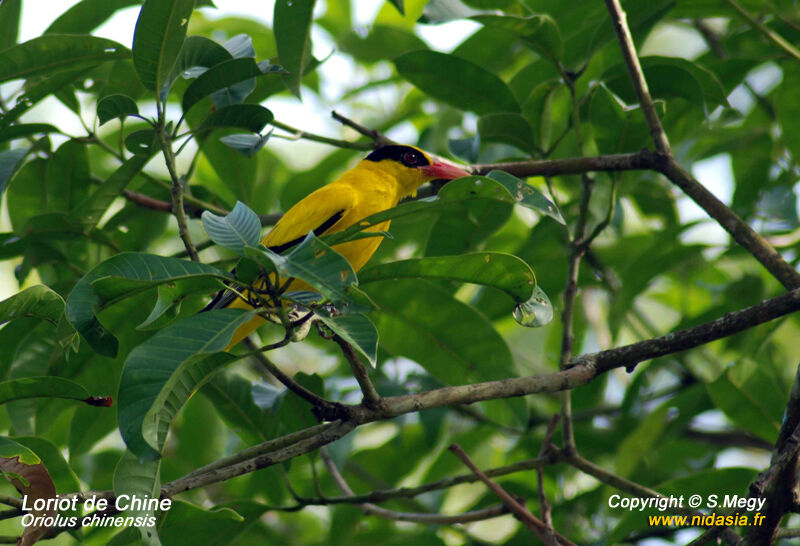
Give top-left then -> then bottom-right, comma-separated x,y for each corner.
202,209 -> 345,311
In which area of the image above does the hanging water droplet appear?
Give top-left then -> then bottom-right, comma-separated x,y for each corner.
513,285 -> 553,327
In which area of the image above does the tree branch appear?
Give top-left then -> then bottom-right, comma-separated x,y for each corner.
161,419 -> 355,497
603,0 -> 671,154
341,287 -> 800,424
320,447 -> 509,525
449,443 -> 576,545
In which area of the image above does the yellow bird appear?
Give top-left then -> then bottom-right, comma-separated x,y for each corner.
205,144 -> 471,349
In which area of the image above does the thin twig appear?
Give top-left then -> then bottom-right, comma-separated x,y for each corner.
332,335 -> 382,409
331,111 -> 393,148
724,0 -> 800,63
320,447 -> 509,525
537,415 -> 561,545
157,128 -> 198,261
448,444 -> 577,545
270,119 -> 373,150
245,337 -> 350,420
603,0 -> 671,154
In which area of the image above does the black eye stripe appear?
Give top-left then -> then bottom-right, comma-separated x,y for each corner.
365,145 -> 431,167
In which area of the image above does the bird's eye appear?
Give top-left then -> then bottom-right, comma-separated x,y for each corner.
403,152 -> 418,166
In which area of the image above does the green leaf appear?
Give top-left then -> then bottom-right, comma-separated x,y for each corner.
486,170 -> 565,224
274,0 -> 316,97
182,58 -> 283,113
124,128 -> 157,155
76,145 -> 156,229
366,279 -> 519,387
0,65 -> 95,127
474,14 -> 563,62
0,0 -> 21,51
132,0 -> 196,92
197,103 -> 273,133
117,308 -> 254,459
0,148 -> 28,195
97,93 -> 140,125
340,25 -> 426,64
604,56 -> 728,112
219,132 -> 270,157
45,0 -> 140,35
202,371 -> 276,444
387,0 -> 405,15
157,501 -> 248,544
45,139 -> 91,213
589,84 -> 650,155
0,35 -> 128,84
168,35 -> 233,83
201,201 -> 262,254
245,233 -> 357,304
0,124 -> 59,144
112,451 -> 160,545
395,50 -> 519,115
0,377 -> 90,405
707,359 -> 784,443
478,112 -> 535,152
65,253 -> 232,357
615,405 -> 669,478
359,252 -> 537,303
0,285 -> 64,327
779,63 -> 800,163
316,312 -> 379,367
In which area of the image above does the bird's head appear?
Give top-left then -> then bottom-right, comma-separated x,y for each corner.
364,145 -> 471,197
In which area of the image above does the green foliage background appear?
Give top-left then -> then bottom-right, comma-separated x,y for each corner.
0,0 -> 799,544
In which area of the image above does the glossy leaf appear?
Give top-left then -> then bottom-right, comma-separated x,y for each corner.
366,279 -> 517,386
0,285 -> 64,327
197,104 -> 273,133
316,312 -> 379,367
201,201 -> 262,254
0,124 -> 59,144
169,35 -> 233,83
274,0 -> 316,97
395,50 -> 519,114
474,14 -> 563,62
359,252 -> 537,303
604,56 -> 728,111
0,148 -> 28,195
0,376 -> 91,405
245,233 -> 357,304
113,450 -> 161,544
219,132 -> 270,157
778,63 -> 800,162
76,145 -> 156,229
97,93 -> 140,125
45,0 -> 140,35
65,253 -> 232,357
117,308 -> 254,459
182,58 -> 283,113
707,359 -> 784,443
478,112 -> 535,152
124,128 -> 157,155
0,35 -> 128,84
0,0 -> 21,51
132,0 -> 195,92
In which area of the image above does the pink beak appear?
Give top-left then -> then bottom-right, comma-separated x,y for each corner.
421,161 -> 471,180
